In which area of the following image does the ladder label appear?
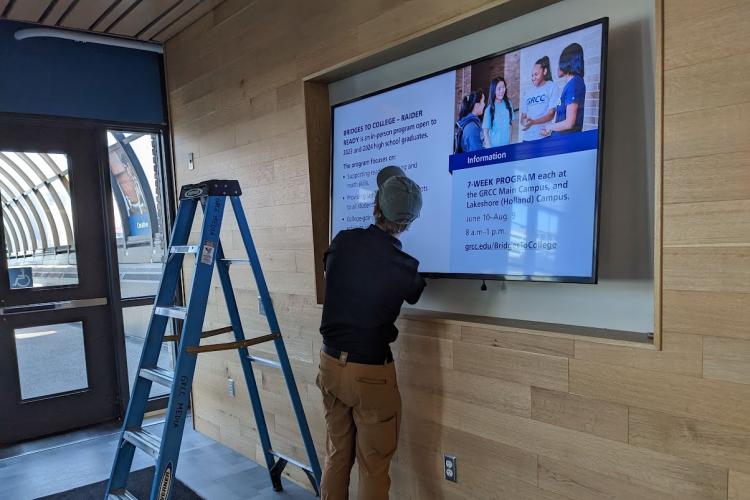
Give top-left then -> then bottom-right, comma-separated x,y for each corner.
157,462 -> 173,500
200,240 -> 216,265
172,375 -> 190,428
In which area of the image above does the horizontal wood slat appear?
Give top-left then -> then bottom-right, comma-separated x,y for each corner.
570,359 -> 750,430
629,407 -> 750,474
531,387 -> 628,442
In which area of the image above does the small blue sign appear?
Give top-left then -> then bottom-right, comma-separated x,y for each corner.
8,267 -> 33,289
128,213 -> 151,237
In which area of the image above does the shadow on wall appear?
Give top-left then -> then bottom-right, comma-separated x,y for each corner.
393,335 -> 446,499
597,18 -> 654,281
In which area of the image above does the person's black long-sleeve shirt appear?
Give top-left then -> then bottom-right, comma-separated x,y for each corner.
320,225 -> 426,358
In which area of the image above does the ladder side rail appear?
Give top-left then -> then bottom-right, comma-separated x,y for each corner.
106,198 -> 198,497
150,196 -> 226,500
272,335 -> 323,489
214,240 -> 277,472
229,197 -> 280,332
229,196 -> 323,489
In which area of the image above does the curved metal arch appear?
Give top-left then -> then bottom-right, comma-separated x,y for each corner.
17,152 -> 71,248
0,162 -> 47,252
110,175 -> 130,238
113,132 -> 159,239
0,173 -> 36,254
0,154 -> 49,250
0,182 -> 24,256
40,153 -> 71,212
2,202 -> 20,256
44,176 -> 74,247
39,153 -> 70,192
23,189 -> 53,249
2,198 -> 30,255
3,213 -> 18,256
0,152 -> 58,249
32,153 -> 74,247
36,154 -> 75,246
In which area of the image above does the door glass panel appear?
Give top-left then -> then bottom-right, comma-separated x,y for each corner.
1,151 -> 78,288
15,321 -> 88,400
107,131 -> 167,298
123,305 -> 173,397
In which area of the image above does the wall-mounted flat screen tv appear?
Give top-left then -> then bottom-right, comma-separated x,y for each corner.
330,18 -> 608,283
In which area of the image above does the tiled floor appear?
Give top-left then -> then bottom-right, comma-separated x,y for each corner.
0,416 -> 316,500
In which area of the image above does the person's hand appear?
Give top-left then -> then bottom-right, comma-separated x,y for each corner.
540,127 -> 552,137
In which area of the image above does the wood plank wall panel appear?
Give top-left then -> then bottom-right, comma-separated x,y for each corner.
703,336 -> 750,385
164,0 -> 750,497
537,456 -> 685,500
730,471 -> 750,500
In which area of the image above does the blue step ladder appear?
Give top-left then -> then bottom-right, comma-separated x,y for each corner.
106,180 -> 321,499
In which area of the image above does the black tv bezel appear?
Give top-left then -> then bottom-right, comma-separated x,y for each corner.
329,17 -> 608,284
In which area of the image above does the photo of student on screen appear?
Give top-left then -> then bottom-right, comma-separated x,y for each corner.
541,43 -> 586,137
482,77 -> 514,148
454,89 -> 485,153
519,56 -> 559,141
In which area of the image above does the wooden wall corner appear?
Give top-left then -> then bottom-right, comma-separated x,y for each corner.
303,80 -> 331,305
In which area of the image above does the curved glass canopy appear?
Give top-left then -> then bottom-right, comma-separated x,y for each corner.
0,152 -> 73,258
2,131 -> 163,291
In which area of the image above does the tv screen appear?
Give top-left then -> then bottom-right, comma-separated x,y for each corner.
330,19 -> 608,283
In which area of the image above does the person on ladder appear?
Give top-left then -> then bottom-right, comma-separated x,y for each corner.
317,166 -> 425,499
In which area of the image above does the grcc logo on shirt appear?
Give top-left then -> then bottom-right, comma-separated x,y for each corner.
526,95 -> 547,105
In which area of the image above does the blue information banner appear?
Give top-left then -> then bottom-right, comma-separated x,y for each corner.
449,129 -> 599,173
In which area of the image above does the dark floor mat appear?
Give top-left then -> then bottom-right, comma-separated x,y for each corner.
36,466 -> 204,499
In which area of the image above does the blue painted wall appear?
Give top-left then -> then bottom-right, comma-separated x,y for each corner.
0,20 -> 166,124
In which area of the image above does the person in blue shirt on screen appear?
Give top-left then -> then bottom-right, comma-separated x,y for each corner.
542,43 -> 587,137
482,77 -> 514,147
520,56 -> 558,141
454,89 -> 485,153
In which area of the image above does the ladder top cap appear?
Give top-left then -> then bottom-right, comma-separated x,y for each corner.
179,180 -> 242,200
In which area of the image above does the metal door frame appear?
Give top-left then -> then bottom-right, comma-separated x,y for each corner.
0,113 -> 178,444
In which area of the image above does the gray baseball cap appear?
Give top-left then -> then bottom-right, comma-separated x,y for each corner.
376,166 -> 422,224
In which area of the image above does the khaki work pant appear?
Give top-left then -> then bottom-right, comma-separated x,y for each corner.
316,350 -> 401,500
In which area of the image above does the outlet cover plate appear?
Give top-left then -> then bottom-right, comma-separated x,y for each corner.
444,454 -> 457,482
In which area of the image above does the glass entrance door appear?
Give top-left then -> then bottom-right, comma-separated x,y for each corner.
0,119 -> 120,444
106,129 -> 174,403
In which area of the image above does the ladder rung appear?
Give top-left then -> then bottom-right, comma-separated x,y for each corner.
108,490 -> 138,500
155,306 -> 187,319
123,428 -> 161,459
186,333 -> 280,354
247,355 -> 281,369
170,245 -> 199,254
270,450 -> 313,473
140,367 -> 174,388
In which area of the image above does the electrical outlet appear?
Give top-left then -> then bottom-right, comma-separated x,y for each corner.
444,454 -> 457,482
227,377 -> 235,398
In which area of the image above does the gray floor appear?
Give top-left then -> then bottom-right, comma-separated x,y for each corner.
0,416 -> 316,500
